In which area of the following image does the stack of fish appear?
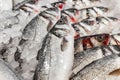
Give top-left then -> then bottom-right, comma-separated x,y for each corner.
0,0 -> 120,80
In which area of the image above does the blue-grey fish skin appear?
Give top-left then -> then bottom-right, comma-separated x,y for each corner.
34,16 -> 75,80
72,45 -> 120,78
71,54 -> 120,80
15,7 -> 61,80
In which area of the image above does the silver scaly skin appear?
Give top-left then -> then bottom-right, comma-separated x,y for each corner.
78,6 -> 109,20
14,6 -> 63,80
71,54 -> 120,80
72,45 -> 120,77
34,16 -> 75,80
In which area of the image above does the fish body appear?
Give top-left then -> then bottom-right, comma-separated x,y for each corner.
72,45 -> 120,77
15,6 -> 62,80
34,16 -> 75,80
71,54 -> 120,80
78,6 -> 109,20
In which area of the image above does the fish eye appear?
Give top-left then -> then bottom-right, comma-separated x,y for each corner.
72,25 -> 80,32
96,35 -> 105,42
57,18 -> 65,24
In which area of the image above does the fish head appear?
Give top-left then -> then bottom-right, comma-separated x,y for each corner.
40,7 -> 61,24
76,34 -> 110,50
61,8 -> 80,24
81,17 -> 95,26
96,6 -> 109,12
94,34 -> 110,46
51,16 -> 75,38
51,1 -> 65,10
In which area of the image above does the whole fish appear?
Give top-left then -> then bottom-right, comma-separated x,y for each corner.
14,5 -> 64,80
34,16 -> 75,80
71,54 -> 120,80
72,16 -> 119,38
0,58 -> 24,80
74,33 -> 120,53
72,45 -> 120,77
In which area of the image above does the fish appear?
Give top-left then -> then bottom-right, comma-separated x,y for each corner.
13,0 -> 34,10
95,16 -> 118,25
72,16 -> 119,38
74,33 -> 110,53
0,58 -> 24,80
15,6 -> 63,80
71,54 -> 120,80
34,16 -> 75,80
74,33 -> 120,53
0,10 -> 20,31
72,0 -> 101,8
78,6 -> 109,20
72,45 -> 120,77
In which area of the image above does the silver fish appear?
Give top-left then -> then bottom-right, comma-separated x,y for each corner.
72,45 -> 120,78
71,54 -> 120,80
74,33 -> 120,53
34,16 -> 75,80
78,6 -> 109,20
14,0 -> 65,13
15,6 -> 62,80
72,16 -> 119,37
